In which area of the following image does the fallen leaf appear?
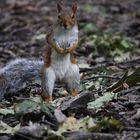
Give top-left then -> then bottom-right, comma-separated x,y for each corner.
15,98 -> 54,117
0,121 -> 20,135
0,108 -> 14,115
87,92 -> 114,109
106,67 -> 140,93
106,71 -> 128,92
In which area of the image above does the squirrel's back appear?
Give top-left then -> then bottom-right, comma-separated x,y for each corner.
0,58 -> 43,100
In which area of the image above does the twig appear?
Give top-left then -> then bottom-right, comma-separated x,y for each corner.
63,132 -> 115,140
127,101 -> 140,105
83,75 -> 119,81
117,86 -> 140,96
123,127 -> 140,131
14,132 -> 39,140
80,58 -> 140,72
119,58 -> 140,67
121,101 -> 140,106
40,120 -> 57,128
80,63 -> 108,72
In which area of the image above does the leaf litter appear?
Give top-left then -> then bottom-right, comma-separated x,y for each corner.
0,0 -> 140,139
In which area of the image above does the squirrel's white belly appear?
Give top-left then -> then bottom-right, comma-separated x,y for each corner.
51,50 -> 70,81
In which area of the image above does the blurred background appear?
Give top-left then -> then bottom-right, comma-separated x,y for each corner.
0,0 -> 140,66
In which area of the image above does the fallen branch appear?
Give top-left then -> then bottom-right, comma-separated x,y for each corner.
63,132 -> 115,140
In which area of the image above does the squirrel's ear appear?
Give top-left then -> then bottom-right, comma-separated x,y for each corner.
57,3 -> 62,13
72,3 -> 77,15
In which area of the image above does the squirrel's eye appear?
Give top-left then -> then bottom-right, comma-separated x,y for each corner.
58,15 -> 61,18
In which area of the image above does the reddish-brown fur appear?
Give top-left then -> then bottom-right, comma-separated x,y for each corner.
57,3 -> 77,29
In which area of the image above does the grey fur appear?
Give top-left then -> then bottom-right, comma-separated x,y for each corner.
0,58 -> 43,100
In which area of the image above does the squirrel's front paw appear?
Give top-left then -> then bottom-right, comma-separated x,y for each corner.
59,48 -> 65,54
63,48 -> 69,53
66,47 -> 73,53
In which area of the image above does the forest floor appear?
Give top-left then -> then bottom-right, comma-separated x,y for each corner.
0,0 -> 140,140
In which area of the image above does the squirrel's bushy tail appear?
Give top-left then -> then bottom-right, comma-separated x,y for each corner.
0,58 -> 43,100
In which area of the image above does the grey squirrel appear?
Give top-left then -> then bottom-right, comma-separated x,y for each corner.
0,3 -> 80,102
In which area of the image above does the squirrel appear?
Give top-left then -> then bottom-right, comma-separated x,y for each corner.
0,3 -> 80,102
41,3 -> 80,102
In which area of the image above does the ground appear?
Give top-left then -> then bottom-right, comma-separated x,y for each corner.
0,0 -> 140,140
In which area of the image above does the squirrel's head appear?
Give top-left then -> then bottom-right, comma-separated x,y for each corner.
57,3 -> 77,29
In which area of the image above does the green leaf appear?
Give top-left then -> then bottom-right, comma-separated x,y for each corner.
98,117 -> 123,131
0,121 -> 20,135
108,117 -> 122,129
126,67 -> 140,87
84,4 -> 93,13
85,81 -> 95,90
15,100 -> 39,116
90,32 -> 134,61
83,23 -> 98,33
15,98 -> 54,117
106,71 -> 128,92
0,108 -> 14,115
47,130 -> 65,140
87,92 -> 114,109
106,68 -> 140,93
111,49 -> 130,62
121,39 -> 130,49
58,116 -> 97,133
39,102 -> 54,118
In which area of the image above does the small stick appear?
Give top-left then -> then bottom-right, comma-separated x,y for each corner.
63,132 -> 115,140
83,75 -> 119,81
123,127 -> 140,131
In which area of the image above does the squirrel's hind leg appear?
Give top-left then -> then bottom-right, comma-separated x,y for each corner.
64,64 -> 80,96
41,67 -> 56,103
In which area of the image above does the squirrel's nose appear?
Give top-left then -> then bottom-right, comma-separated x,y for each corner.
64,23 -> 68,29
63,21 -> 69,29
